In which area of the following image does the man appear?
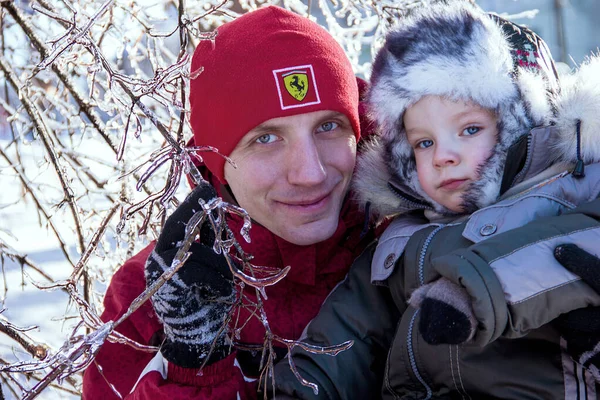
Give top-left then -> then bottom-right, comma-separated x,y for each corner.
82,6 -> 372,399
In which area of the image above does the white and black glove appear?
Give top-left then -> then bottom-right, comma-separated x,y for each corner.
145,182 -> 235,368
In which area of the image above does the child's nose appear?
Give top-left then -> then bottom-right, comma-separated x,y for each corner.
433,147 -> 460,168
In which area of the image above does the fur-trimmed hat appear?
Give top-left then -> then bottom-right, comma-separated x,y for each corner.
366,1 -> 558,215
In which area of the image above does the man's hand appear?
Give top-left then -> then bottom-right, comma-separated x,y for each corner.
554,244 -> 600,381
145,182 -> 235,368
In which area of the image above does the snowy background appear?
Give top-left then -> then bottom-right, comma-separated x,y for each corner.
1,0 -> 599,398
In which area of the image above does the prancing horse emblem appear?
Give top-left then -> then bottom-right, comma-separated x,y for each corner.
283,71 -> 309,101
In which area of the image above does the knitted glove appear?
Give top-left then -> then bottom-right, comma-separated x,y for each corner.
145,182 -> 235,368
409,278 -> 477,345
554,244 -> 600,381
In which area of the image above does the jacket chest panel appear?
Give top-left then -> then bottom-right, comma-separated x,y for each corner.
385,226 -> 465,398
386,306 -> 436,399
464,165 -> 600,244
399,224 -> 470,293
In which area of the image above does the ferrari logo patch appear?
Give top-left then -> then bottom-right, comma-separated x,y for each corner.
283,72 -> 309,101
273,65 -> 321,110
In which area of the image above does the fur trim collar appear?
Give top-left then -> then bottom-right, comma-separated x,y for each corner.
552,56 -> 600,165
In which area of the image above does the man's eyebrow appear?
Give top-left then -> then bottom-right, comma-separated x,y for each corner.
242,121 -> 287,143
322,110 -> 346,118
249,123 -> 282,135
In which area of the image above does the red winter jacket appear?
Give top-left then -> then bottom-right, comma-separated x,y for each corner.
81,192 -> 369,399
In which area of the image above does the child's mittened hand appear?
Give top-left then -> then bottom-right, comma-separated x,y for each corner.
554,244 -> 600,381
409,278 -> 477,345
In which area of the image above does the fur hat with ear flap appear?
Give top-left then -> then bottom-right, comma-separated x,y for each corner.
357,0 -> 559,217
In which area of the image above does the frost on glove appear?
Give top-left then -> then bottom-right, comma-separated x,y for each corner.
554,244 -> 600,381
409,278 -> 477,345
145,182 -> 236,368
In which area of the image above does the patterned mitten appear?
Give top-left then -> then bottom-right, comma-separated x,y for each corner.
145,182 -> 235,368
409,278 -> 477,345
554,244 -> 600,381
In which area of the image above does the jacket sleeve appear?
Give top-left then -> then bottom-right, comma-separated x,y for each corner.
82,243 -> 255,400
432,197 -> 600,346
273,244 -> 401,400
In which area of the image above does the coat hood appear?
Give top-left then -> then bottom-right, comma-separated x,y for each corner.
354,3 -> 600,220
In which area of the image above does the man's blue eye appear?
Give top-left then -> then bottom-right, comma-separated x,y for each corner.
417,140 -> 433,149
256,134 -> 276,144
317,121 -> 338,132
464,126 -> 480,135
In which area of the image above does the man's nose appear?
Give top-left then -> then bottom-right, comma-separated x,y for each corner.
287,137 -> 327,186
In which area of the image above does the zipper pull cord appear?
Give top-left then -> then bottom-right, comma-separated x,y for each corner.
573,119 -> 585,178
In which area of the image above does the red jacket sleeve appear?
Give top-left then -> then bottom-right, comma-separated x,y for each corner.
82,244 -> 161,399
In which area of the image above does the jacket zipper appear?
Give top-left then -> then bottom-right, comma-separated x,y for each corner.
387,181 -> 433,211
407,225 -> 444,399
407,310 -> 433,400
510,132 -> 534,187
418,225 -> 444,285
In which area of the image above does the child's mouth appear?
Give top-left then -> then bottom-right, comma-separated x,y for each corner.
439,179 -> 468,190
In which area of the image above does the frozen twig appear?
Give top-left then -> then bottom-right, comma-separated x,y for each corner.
0,312 -> 49,361
0,147 -> 77,269
70,203 -> 121,282
0,56 -> 85,248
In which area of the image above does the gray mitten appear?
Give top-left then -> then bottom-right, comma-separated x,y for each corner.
409,278 -> 477,345
145,182 -> 236,368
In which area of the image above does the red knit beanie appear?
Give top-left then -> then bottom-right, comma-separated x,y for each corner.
189,6 -> 360,183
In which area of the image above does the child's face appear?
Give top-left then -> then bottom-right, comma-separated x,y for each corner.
404,96 -> 498,213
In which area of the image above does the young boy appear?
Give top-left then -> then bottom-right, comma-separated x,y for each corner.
273,2 -> 600,399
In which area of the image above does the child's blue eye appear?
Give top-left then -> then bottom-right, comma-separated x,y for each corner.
316,121 -> 339,133
463,126 -> 480,136
417,140 -> 434,149
256,134 -> 277,144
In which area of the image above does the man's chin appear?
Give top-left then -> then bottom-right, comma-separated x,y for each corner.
277,217 -> 339,246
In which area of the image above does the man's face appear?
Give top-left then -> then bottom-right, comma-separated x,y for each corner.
224,110 -> 357,246
403,96 -> 498,213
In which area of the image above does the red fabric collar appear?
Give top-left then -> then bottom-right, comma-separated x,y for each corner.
225,194 -> 363,286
